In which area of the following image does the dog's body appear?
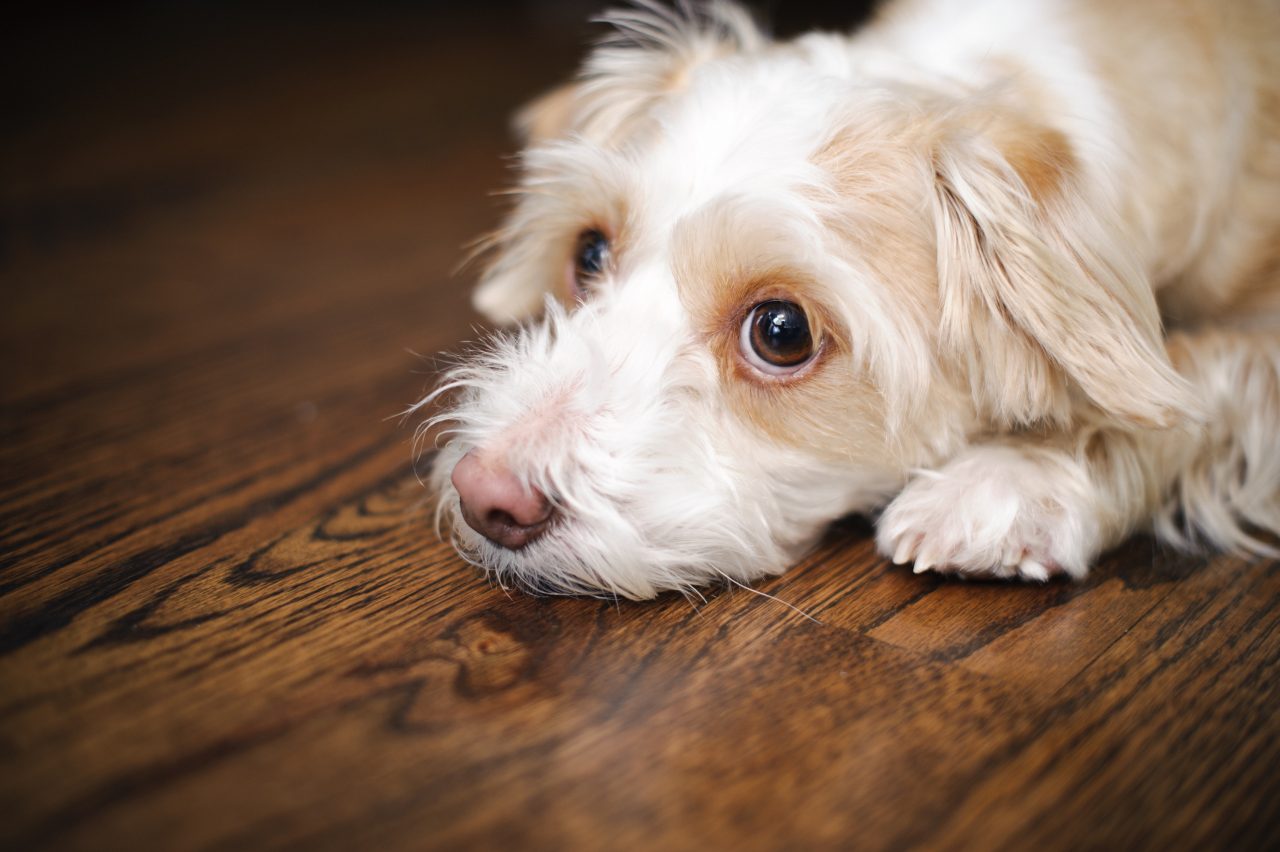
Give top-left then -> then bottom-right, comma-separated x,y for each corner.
422,0 -> 1280,597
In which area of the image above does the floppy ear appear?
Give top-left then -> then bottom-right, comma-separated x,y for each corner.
466,84 -> 580,324
514,83 -> 580,145
930,120 -> 1198,428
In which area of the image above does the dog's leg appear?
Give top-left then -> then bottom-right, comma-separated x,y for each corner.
876,330 -> 1280,580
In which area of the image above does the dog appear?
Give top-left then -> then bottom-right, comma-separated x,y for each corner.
416,0 -> 1280,599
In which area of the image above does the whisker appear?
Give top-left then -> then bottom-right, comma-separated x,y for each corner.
718,571 -> 821,624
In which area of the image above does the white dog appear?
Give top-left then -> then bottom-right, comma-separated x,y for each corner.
418,0 -> 1280,598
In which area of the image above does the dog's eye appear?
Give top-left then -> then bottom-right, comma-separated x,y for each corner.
571,229 -> 610,297
741,300 -> 816,375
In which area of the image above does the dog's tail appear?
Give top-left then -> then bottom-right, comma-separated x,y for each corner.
1153,329 -> 1280,557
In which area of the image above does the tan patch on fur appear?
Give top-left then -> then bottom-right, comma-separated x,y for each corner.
813,69 -> 1077,206
671,207 -> 892,462
974,60 -> 1080,204
988,119 -> 1076,203
809,119 -> 940,325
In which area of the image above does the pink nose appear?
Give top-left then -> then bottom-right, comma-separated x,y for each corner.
450,450 -> 554,550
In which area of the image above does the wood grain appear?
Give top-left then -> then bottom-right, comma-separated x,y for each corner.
2,7 -> 1277,851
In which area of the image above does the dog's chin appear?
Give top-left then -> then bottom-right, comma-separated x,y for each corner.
431,451 -> 822,599
446,523 -> 617,599
437,493 -> 805,601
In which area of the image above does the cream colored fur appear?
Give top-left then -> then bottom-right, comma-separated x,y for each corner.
418,0 -> 1280,596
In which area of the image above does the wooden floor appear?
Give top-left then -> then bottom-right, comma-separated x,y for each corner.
3,6 -> 1278,851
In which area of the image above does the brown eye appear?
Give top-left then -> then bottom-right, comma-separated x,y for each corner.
571,229 -> 610,297
740,300 -> 816,375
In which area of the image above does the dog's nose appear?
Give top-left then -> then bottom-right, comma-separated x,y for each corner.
450,450 -> 554,550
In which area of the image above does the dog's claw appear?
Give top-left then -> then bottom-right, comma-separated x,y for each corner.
913,543 -> 942,574
892,537 -> 915,565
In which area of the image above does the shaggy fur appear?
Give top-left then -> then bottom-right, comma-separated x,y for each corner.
416,0 -> 1280,598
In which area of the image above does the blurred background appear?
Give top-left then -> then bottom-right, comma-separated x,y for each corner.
2,0 -> 878,412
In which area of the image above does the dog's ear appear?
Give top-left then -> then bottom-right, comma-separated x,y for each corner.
930,115 -> 1198,428
514,83 -> 580,145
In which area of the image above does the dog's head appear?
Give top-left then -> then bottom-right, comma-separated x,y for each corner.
420,2 -> 1194,598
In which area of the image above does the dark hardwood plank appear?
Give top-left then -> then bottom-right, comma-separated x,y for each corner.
929,554 -> 1280,850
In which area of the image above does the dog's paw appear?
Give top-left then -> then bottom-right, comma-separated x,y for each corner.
876,445 -> 1099,580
